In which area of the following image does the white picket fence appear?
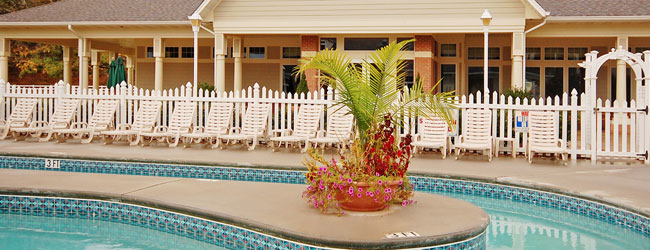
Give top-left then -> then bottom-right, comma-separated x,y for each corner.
0,80 -> 647,163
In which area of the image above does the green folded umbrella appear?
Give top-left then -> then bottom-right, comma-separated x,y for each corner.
107,57 -> 126,88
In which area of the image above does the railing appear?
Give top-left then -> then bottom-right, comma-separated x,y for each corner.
0,80 -> 646,162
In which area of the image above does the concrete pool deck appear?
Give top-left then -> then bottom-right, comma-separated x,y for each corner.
0,169 -> 489,249
0,139 -> 649,217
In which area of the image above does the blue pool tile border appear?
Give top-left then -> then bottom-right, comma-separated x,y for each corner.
0,195 -> 486,250
0,155 -> 648,239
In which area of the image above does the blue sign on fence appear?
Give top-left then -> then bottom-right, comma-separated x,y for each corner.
515,111 -> 528,132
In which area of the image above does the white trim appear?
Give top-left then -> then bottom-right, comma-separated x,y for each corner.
522,0 -> 548,18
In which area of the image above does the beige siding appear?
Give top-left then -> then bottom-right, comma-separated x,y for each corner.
212,0 -> 526,33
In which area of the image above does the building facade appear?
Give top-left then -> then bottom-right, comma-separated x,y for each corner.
0,0 -> 649,102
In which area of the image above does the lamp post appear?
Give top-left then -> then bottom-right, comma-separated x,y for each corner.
481,9 -> 492,96
189,13 -> 202,91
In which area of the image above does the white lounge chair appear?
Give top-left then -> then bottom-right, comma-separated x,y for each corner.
305,107 -> 354,153
101,100 -> 161,145
269,104 -> 323,152
180,102 -> 233,148
218,103 -> 270,151
0,98 -> 38,140
455,109 -> 493,161
412,115 -> 449,159
527,111 -> 567,164
139,101 -> 196,147
53,99 -> 119,143
12,98 -> 80,142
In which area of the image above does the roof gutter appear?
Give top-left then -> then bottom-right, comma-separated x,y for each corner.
0,21 -> 190,27
547,16 -> 650,22
67,24 -> 82,38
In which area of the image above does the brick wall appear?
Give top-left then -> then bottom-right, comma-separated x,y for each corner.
414,35 -> 434,92
301,35 -> 319,91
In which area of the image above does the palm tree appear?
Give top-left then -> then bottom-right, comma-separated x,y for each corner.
297,39 -> 456,144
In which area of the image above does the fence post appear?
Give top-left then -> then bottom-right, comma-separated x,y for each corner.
55,80 -> 65,108
570,89 -> 578,161
185,82 -> 193,101
119,81 -> 127,124
0,79 -> 5,119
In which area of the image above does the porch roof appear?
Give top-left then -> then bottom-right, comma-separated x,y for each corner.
536,0 -> 650,17
0,0 -> 205,24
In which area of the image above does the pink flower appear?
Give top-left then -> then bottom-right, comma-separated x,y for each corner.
333,183 -> 338,188
327,194 -> 332,200
357,187 -> 363,193
378,180 -> 383,185
319,184 -> 324,190
384,196 -> 390,201
398,180 -> 403,185
347,178 -> 353,183
356,193 -> 362,198
402,200 -> 408,206
385,188 -> 392,193
348,187 -> 354,194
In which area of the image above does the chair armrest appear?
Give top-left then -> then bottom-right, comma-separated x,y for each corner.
116,124 -> 131,130
71,122 -> 88,129
153,125 -> 168,133
192,126 -> 204,133
315,130 -> 326,138
30,121 -> 49,128
8,121 -> 27,127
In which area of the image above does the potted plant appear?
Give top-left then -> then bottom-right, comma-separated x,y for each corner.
298,40 -> 456,215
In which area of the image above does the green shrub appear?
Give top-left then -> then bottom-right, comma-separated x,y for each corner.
503,88 -> 534,101
296,73 -> 309,94
197,82 -> 214,93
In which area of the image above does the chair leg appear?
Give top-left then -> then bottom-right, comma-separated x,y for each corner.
248,137 -> 258,151
441,146 -> 446,159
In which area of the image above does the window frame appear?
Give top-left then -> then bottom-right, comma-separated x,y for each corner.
181,47 -> 194,59
344,38 -> 389,51
282,47 -> 301,59
248,47 -> 265,59
544,47 -> 564,61
146,47 -> 154,58
164,47 -> 179,58
440,44 -> 457,57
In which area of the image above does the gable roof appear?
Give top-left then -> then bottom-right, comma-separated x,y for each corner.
0,0 -> 205,23
535,0 -> 650,17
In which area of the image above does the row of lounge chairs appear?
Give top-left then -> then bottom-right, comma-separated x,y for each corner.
0,98 -> 355,152
0,98 -> 566,163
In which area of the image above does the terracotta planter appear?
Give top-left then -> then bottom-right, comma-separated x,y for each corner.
335,180 -> 401,212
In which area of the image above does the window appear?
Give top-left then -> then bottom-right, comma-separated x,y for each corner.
526,48 -> 541,60
440,44 -> 457,57
568,47 -> 588,60
467,47 -> 500,60
545,67 -> 563,98
165,47 -> 179,58
344,38 -> 388,51
635,47 -> 650,53
146,47 -> 154,58
526,67 -> 541,99
568,67 -> 585,96
181,47 -> 194,58
320,38 -> 337,50
468,67 -> 499,95
282,47 -> 301,59
400,60 -> 414,88
282,65 -> 299,93
249,47 -> 264,59
396,37 -> 414,51
544,48 -> 564,60
441,64 -> 456,93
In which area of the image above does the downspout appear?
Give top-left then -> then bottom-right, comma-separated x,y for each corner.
199,24 -> 218,92
522,15 -> 548,89
68,25 -> 85,88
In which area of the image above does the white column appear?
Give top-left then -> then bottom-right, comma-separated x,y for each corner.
192,26 -> 199,88
126,55 -> 135,86
91,50 -> 100,89
215,33 -> 226,92
78,38 -> 91,89
616,37 -> 628,104
511,32 -> 525,90
483,26 -> 489,95
233,36 -> 242,92
153,38 -> 164,91
62,46 -> 72,84
0,38 -> 10,83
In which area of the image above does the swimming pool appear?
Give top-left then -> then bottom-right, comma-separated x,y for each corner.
0,155 -> 649,249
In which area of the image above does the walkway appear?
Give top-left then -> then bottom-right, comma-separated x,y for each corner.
0,140 -> 649,216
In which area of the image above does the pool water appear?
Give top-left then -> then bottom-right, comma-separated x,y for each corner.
0,214 -> 225,250
431,191 -> 650,250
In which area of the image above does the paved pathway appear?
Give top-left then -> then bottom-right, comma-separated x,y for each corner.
0,140 -> 649,216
